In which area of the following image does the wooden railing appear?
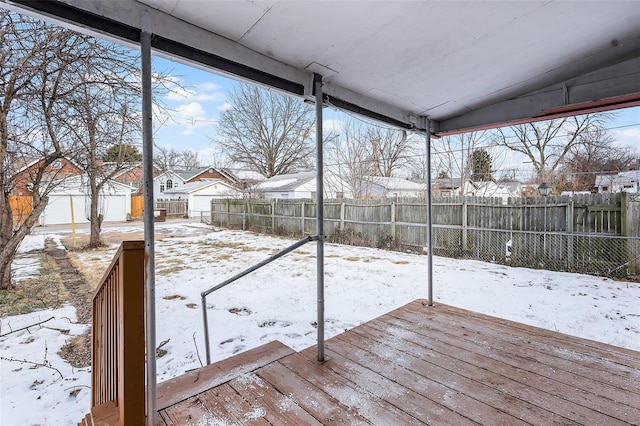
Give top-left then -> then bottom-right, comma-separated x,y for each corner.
91,241 -> 146,425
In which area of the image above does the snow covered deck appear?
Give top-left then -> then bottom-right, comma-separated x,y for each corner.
156,300 -> 640,425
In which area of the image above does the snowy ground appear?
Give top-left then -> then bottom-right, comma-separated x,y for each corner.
1,221 -> 639,425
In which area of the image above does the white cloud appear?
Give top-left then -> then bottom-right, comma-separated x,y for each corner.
218,102 -> 232,112
165,77 -> 224,103
323,119 -> 344,134
611,127 -> 640,148
167,102 -> 218,129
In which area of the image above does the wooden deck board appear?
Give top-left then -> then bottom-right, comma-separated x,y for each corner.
157,340 -> 294,410
227,372 -> 323,425
198,384 -> 272,425
364,314 -> 633,424
389,303 -> 640,410
158,300 -> 640,425
256,361 -> 371,425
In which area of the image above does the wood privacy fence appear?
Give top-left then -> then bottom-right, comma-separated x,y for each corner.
131,195 -> 144,219
9,195 -> 33,226
154,200 -> 188,218
210,193 -> 640,277
130,197 -> 188,219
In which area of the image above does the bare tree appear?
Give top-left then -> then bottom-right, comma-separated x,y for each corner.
180,149 -> 201,169
327,118 -> 376,198
327,118 -> 417,198
153,146 -> 181,172
154,146 -> 204,171
559,127 -> 637,191
431,131 -> 487,194
368,127 -> 416,177
53,36 -> 150,248
492,114 -> 612,182
215,84 -> 315,177
0,11 -> 91,289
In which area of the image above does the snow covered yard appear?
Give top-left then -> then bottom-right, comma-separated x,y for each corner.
1,221 -> 639,425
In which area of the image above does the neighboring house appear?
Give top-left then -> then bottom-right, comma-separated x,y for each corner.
498,181 -> 523,197
154,167 -> 241,201
162,179 -> 242,218
106,162 -> 161,195
432,177 -> 472,196
432,177 -> 520,199
359,176 -> 424,198
10,157 -> 82,197
255,171 -> 350,199
595,170 -> 640,194
175,166 -> 237,185
39,174 -> 133,226
222,168 -> 265,190
469,181 -> 517,200
154,170 -> 185,201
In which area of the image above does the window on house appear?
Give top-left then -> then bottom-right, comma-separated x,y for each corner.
602,186 -> 608,192
160,184 -> 165,192
166,179 -> 173,190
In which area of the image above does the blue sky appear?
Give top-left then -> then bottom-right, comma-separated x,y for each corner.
152,56 -> 640,175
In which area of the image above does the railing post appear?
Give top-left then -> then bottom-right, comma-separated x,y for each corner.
202,294 -> 211,365
118,242 -> 146,424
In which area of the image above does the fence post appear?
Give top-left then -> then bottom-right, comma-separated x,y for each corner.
621,192 -> 627,237
567,198 -> 574,271
462,196 -> 468,251
301,201 -> 305,235
390,201 -> 396,240
242,200 -> 247,231
340,201 -> 346,232
271,200 -> 276,232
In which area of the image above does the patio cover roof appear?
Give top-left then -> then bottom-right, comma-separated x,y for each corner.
4,0 -> 640,135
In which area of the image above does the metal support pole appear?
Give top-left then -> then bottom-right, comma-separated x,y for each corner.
141,31 -> 157,425
314,74 -> 325,362
201,295 -> 211,364
425,118 -> 434,306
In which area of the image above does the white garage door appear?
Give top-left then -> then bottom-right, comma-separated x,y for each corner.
190,195 -> 214,218
41,194 -> 128,225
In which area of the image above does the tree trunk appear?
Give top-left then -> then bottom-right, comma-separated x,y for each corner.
0,194 -> 49,290
88,177 -> 102,248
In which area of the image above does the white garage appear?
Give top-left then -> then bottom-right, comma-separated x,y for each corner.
39,175 -> 133,226
163,179 -> 241,218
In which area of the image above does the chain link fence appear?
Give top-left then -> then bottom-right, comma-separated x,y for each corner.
205,197 -> 640,280
428,226 -> 639,278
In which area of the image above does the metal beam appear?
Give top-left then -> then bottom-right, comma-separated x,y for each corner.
141,30 -> 157,426
437,56 -> 640,135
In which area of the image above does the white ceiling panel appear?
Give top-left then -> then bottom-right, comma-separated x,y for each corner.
4,0 -> 640,134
